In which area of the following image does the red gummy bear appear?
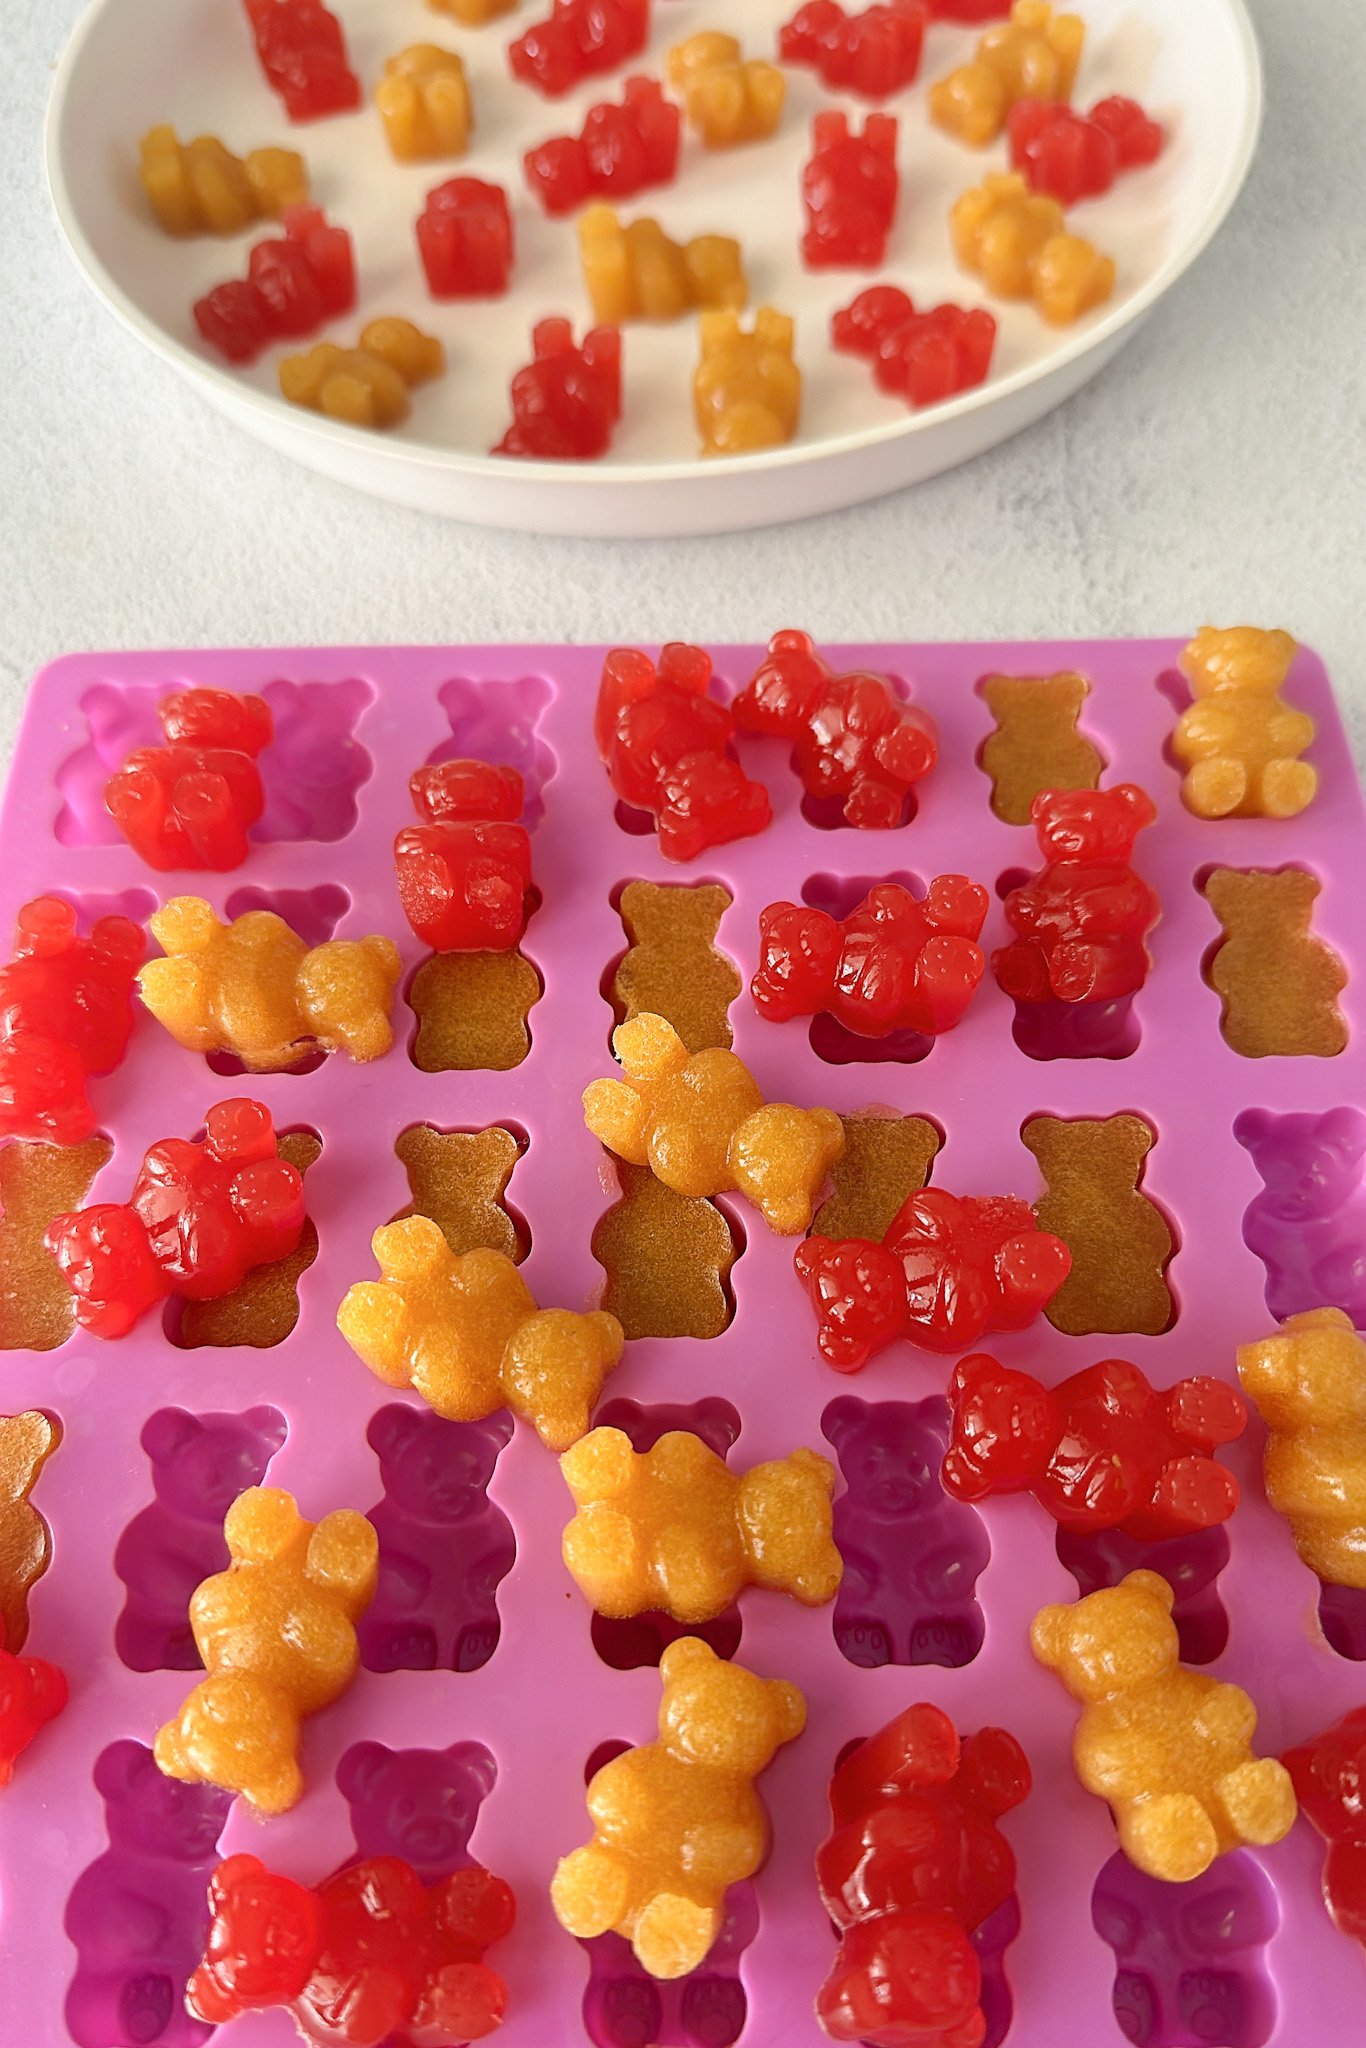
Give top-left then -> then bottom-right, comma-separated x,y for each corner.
817,1702 -> 1030,2048
44,1098 -> 306,1340
243,0 -> 361,121
925,0 -> 1009,16
0,1621 -> 68,1790
943,1354 -> 1247,1541
801,111 -> 900,269
509,0 -> 650,97
417,180 -> 515,299
1009,95 -> 1163,205
796,1189 -> 1072,1371
1284,1710 -> 1366,1950
493,319 -> 622,460
395,760 -> 534,953
752,879 -> 987,1039
0,896 -> 146,1145
105,687 -> 272,872
194,205 -> 356,364
993,785 -> 1160,1007
523,76 -> 681,217
780,0 -> 926,97
732,629 -> 938,829
188,1851 -> 514,2045
832,285 -> 996,409
596,642 -> 772,862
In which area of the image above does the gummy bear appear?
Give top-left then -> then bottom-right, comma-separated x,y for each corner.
560,1427 -> 842,1622
137,897 -> 401,1069
243,0 -> 361,121
280,318 -> 446,427
816,1702 -> 1029,2048
801,112 -> 900,269
523,77 -> 682,217
395,759 -> 534,953
579,205 -> 746,324
1237,1307 -> 1366,1590
0,896 -> 146,1144
493,318 -> 622,459
832,285 -> 997,409
732,629 -> 939,828
44,1098 -> 307,1340
1173,626 -> 1317,820
338,1214 -> 625,1450
508,0 -> 650,96
194,204 -> 355,364
795,1188 -> 1071,1370
432,0 -> 515,18
930,0 -> 1083,147
139,126 -> 309,235
105,686 -> 271,872
943,1353 -> 1246,1541
0,1619 -> 67,1788
595,640 -> 772,861
417,178 -> 514,297
153,1485 -> 378,1815
780,0 -> 927,98
377,45 -> 473,162
551,1637 -> 805,1979
666,33 -> 786,148
1008,94 -> 1163,204
752,879 -> 987,1039
951,171 -> 1114,323
928,0 -> 1010,14
1283,1707 -> 1366,1949
187,1850 -> 514,2042
1032,1570 -> 1297,1882
584,1012 -> 844,1234
694,307 -> 802,456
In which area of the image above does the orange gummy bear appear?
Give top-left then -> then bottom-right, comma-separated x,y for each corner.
376,45 -> 473,161
337,1214 -> 624,1449
1238,1308 -> 1366,1588
929,1 -> 1084,147
560,1427 -> 842,1622
139,125 -> 308,235
138,898 -> 401,1071
551,1636 -> 805,1977
1032,1570 -> 1296,1881
427,0 -> 514,21
279,319 -> 446,429
666,33 -> 786,148
1174,627 -> 1317,819
951,172 -> 1113,323
578,205 -> 746,325
153,1486 -> 377,1815
583,1013 -> 843,1234
694,307 -> 802,457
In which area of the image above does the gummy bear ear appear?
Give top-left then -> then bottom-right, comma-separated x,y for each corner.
1320,1106 -> 1366,1167
1233,1108 -> 1271,1154
659,1636 -> 716,1683
449,1741 -> 498,1802
336,1740 -> 391,1806
1115,783 -> 1157,830
1124,1568 -> 1176,1615
1029,1604 -> 1069,1669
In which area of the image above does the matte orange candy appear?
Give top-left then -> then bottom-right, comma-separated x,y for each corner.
279,319 -> 446,428
139,126 -> 308,234
666,33 -> 786,148
376,44 -> 474,161
951,172 -> 1114,323
578,205 -> 746,325
694,307 -> 802,455
1238,1307 -> 1366,1588
930,1 -> 1083,147
1174,627 -> 1317,819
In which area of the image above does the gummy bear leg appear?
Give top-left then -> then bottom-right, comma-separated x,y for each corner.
1119,1794 -> 1219,1882
632,1893 -> 720,1981
1215,1758 -> 1297,1847
552,1844 -> 633,1939
1182,759 -> 1248,819
1256,758 -> 1317,818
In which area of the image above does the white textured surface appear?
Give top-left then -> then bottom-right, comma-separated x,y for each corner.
2,0 -> 1364,762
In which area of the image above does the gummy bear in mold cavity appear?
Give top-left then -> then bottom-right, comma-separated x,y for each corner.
360,1405 -> 516,1673
223,881 -> 350,950
427,674 -> 555,829
338,1737 -> 498,1882
115,1406 -> 288,1671
977,672 -> 1104,825
1025,1113 -> 1177,1337
592,1162 -> 741,1341
1201,868 -> 1347,1060
408,949 -> 542,1072
255,677 -> 373,842
581,1883 -> 758,2048
824,1396 -> 988,1669
1091,1849 -> 1278,2048
0,1411 -> 61,1652
171,1128 -> 321,1349
812,1111 -> 941,1245
1056,1523 -> 1232,1666
64,1741 -> 232,2048
1234,1106 -> 1366,1327
394,1123 -> 529,1262
606,879 -> 741,1054
0,1135 -> 112,1351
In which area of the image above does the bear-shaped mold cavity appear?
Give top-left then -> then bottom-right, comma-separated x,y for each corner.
407,949 -> 543,1072
1091,1848 -> 1278,2048
797,871 -> 945,1068
1056,1524 -> 1232,1666
1024,1114 -> 1178,1336
114,1406 -> 288,1671
976,671 -> 1105,825
359,1404 -> 516,1673
812,1112 -> 942,1247
1234,1106 -> 1366,1327
168,1128 -> 322,1349
592,1163 -> 742,1341
604,879 -> 741,1054
338,1736 -> 498,1883
64,1740 -> 232,2048
582,1879 -> 759,2048
0,1410 -> 61,1651
428,673 -> 556,829
1201,868 -> 1347,1060
0,1135 -> 112,1351
392,1122 -> 529,1262
823,1395 -> 989,1669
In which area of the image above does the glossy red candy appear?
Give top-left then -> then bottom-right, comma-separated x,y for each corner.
801,111 -> 899,269
925,0 -> 1009,16
105,687 -> 272,871
0,896 -> 146,1144
0,1623 -> 68,1790
1009,96 -> 1163,203
780,0 -> 926,97
243,0 -> 361,122
1091,95 -> 1165,168
1284,1710 -> 1366,1949
752,879 -> 987,1038
44,1098 -> 306,1340
523,77 -> 681,217
493,319 -> 622,460
509,0 -> 650,97
417,179 -> 514,299
833,285 -> 996,408
993,785 -> 1160,1007
943,1354 -> 1247,1541
195,206 -> 356,363
395,760 -> 534,953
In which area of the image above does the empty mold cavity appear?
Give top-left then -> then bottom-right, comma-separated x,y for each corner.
169,1128 -> 321,1349
360,1405 -> 515,1674
53,886 -> 159,926
338,1737 -> 498,1881
428,673 -> 556,829
393,1122 -> 529,1261
800,872 -> 936,1067
114,1405 -> 287,1671
0,1410 -> 60,1652
1201,868 -> 1347,1060
408,950 -> 542,1072
582,1884 -> 759,2048
592,1163 -> 741,1341
64,1740 -> 232,2048
824,1395 -> 989,1669
55,682 -> 164,846
1024,1114 -> 1177,1337
255,677 -> 374,842
221,881 -> 351,950
0,1134 -> 111,1351
1234,1105 -> 1366,1327
1092,1849 -> 1278,2048
812,1113 -> 941,1243
1057,1524 -> 1231,1666
604,879 -> 741,1053
1317,1582 -> 1366,1660
976,671 -> 1105,825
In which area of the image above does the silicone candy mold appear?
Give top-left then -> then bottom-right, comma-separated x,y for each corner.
3,637 -> 1366,2048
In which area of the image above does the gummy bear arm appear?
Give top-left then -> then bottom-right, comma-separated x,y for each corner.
1268,705 -> 1316,751
305,1510 -> 380,1612
337,1283 -> 417,1384
1191,1682 -> 1257,1749
583,1078 -> 650,1164
1165,1376 -> 1247,1450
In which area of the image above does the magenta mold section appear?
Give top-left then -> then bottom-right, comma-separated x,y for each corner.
6,639 -> 1366,2047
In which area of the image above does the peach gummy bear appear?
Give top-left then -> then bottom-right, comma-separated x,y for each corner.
583,1012 -> 843,1234
666,33 -> 786,149
694,307 -> 803,457
552,1636 -> 806,1978
1237,1307 -> 1366,1588
930,1 -> 1084,148
1031,1570 -> 1296,1882
560,1428 -> 842,1623
139,126 -> 308,235
337,1214 -> 625,1450
578,205 -> 746,325
376,45 -> 473,161
137,898 -> 401,1072
153,1486 -> 377,1816
1173,627 -> 1317,819
427,0 -> 514,21
279,319 -> 446,429
951,172 -> 1114,323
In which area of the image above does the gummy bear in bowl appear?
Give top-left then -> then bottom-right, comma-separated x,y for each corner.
47,0 -> 1259,533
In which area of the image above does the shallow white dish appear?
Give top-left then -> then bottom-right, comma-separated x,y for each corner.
47,0 -> 1260,536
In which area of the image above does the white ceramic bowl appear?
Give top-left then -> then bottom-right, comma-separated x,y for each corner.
46,0 -> 1260,536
